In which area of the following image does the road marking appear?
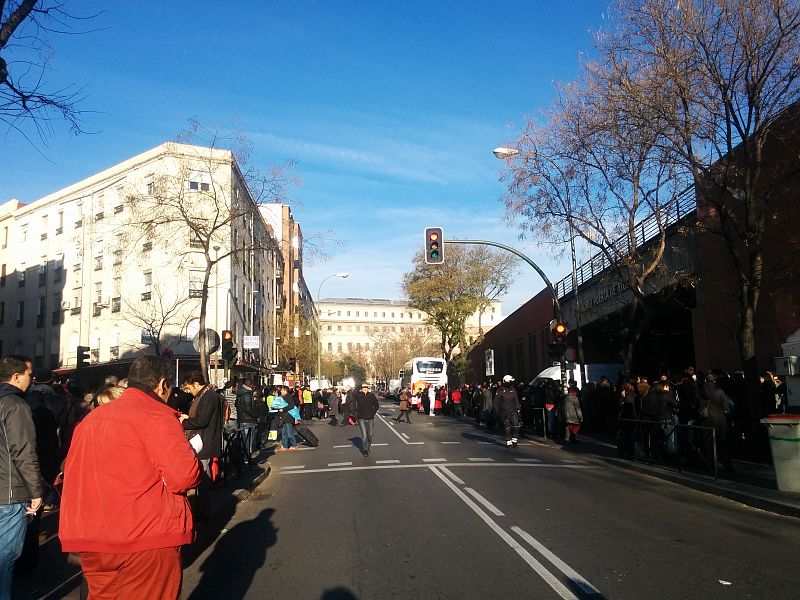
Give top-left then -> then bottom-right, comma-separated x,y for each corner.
280,465 -> 306,470
423,458 -> 447,463
279,463 -> 597,475
293,446 -> 316,451
468,457 -> 494,462
371,443 -> 388,446
515,458 -> 542,463
400,433 -> 410,439
465,487 -> 505,516
428,467 -> 579,600
511,526 -> 601,596
477,441 -> 493,445
438,466 -> 465,485
328,462 -> 353,467
561,459 -> 585,464
333,444 -> 351,448
376,459 -> 400,464
377,411 -> 421,445
441,441 -> 461,444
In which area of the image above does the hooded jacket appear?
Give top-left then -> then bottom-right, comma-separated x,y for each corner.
59,383 -> 200,553
182,385 -> 223,460
0,382 -> 46,506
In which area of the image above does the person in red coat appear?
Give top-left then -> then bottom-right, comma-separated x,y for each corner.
59,356 -> 200,600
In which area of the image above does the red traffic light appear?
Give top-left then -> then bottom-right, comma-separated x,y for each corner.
554,323 -> 567,335
424,227 -> 444,264
222,330 -> 233,341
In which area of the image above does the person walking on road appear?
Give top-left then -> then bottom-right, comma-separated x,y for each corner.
563,387 -> 583,443
494,375 -> 521,448
395,388 -> 411,423
0,355 -> 45,599
354,383 -> 379,456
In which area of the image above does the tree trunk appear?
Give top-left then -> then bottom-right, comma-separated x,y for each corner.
198,264 -> 213,383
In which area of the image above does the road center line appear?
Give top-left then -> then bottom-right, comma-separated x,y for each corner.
511,526 -> 601,596
427,466 -> 579,600
278,463 -> 597,475
464,487 -> 505,516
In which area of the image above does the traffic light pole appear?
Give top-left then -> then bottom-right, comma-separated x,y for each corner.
443,239 -> 567,395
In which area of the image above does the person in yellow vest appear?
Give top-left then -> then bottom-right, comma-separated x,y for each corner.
302,386 -> 313,420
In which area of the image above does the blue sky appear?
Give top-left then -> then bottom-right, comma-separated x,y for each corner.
1,0 -> 608,314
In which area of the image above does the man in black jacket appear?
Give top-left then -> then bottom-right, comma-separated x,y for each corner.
180,372 -> 223,519
353,383 -> 380,456
494,375 -> 521,448
0,355 -> 45,597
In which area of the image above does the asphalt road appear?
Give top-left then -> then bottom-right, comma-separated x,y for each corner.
182,402 -> 800,600
14,400 -> 800,599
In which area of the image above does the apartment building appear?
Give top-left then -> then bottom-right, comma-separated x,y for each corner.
0,142 -> 282,372
318,297 -> 503,357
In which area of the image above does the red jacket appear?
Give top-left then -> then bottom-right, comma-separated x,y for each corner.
59,384 -> 201,553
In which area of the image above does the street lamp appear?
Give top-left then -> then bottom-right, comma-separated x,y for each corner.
316,272 -> 349,382
493,146 -> 585,386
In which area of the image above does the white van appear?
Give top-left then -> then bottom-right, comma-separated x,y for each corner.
530,363 -> 623,390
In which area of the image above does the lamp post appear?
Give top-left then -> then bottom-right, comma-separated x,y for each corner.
213,245 -> 221,384
494,146 -> 585,386
316,272 -> 349,382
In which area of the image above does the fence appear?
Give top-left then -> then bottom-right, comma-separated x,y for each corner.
618,418 -> 718,480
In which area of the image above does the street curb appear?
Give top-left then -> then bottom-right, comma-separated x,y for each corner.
209,462 -> 272,520
602,456 -> 800,519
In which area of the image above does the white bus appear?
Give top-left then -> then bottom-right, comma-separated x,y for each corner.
400,356 -> 448,394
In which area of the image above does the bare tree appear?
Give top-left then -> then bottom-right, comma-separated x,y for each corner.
501,55 -> 693,377
601,0 -> 800,381
120,279 -> 195,356
0,1 -> 97,142
122,128 -> 296,382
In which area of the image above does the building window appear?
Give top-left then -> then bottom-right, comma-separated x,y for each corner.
347,342 -> 352,353
18,264 -> 25,287
327,343 -> 332,352
1,226 -> 7,248
0,301 -> 4,324
146,181 -> 154,195
355,311 -> 359,317
327,325 -> 332,331
142,270 -> 152,301
0,264 -> 4,287
111,297 -> 121,312
16,301 -> 24,326
188,180 -> 210,192
337,325 -> 342,332
94,253 -> 103,271
337,343 -> 342,353
38,262 -> 46,286
337,310 -> 341,316
347,311 -> 350,317
382,312 -> 386,318
356,325 -> 360,332
20,225 -> 28,243
391,312 -> 395,318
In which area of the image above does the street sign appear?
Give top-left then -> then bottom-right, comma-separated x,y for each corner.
192,329 -> 220,354
485,349 -> 495,377
242,335 -> 260,349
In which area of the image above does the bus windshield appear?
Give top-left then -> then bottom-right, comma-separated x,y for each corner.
416,360 -> 444,374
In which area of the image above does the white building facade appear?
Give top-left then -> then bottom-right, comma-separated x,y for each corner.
0,142 -> 281,374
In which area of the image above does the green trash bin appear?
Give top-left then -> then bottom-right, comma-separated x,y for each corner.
761,414 -> 800,492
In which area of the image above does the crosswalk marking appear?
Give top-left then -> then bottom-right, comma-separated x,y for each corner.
441,441 -> 461,444
371,443 -> 388,446
477,441 -> 493,445
328,462 -> 353,467
376,459 -> 400,464
515,458 -> 542,463
467,457 -> 494,462
422,458 -> 447,463
333,444 -> 351,448
281,465 -> 306,470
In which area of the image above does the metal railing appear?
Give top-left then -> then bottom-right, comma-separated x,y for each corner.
554,189 -> 696,299
618,418 -> 718,480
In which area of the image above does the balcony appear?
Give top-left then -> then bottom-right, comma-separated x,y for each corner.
114,205 -> 123,214
93,303 -> 102,317
90,349 -> 99,364
55,227 -> 63,235
141,291 -> 151,301
73,263 -> 81,272
94,258 -> 103,271
111,297 -> 121,312
75,220 -> 82,228
110,346 -> 119,360
94,212 -> 104,221
40,233 -> 47,241
70,306 -> 81,316
189,289 -> 204,298
142,242 -> 152,252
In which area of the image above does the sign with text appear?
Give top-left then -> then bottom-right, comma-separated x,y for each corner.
242,335 -> 260,349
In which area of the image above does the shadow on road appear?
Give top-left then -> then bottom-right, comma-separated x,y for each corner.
186,506 -> 278,600
321,587 -> 359,599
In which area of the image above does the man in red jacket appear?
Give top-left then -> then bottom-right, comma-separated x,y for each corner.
59,356 -> 200,600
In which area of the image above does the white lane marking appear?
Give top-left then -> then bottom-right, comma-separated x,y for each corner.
401,433 -> 410,439
438,466 -> 465,485
38,572 -> 82,600
376,410 -> 418,445
561,459 -> 585,464
441,441 -> 461,444
515,458 -> 542,463
376,459 -> 400,464
371,443 -> 388,446
465,487 -> 505,516
293,446 -> 316,451
328,462 -> 353,467
422,458 -> 447,463
333,444 -> 351,448
468,457 -> 494,462
280,465 -> 306,470
511,526 -> 601,596
477,441 -> 493,445
279,463 -> 597,475
423,422 -> 435,426
428,467 -> 579,600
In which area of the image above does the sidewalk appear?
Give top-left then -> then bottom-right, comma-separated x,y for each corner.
456,414 -> 800,519
202,446 -> 273,521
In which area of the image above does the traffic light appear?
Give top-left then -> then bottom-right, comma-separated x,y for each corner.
548,321 -> 569,364
221,330 -> 237,363
77,345 -> 90,369
553,322 -> 569,344
424,227 -> 444,264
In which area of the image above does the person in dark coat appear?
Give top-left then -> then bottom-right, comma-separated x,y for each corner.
493,376 -> 521,448
353,383 -> 379,456
701,374 -> 732,472
180,373 -> 223,519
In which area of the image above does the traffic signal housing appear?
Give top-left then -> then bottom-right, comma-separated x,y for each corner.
77,345 -> 90,369
221,330 -> 237,363
424,227 -> 444,264
553,321 -> 569,344
548,321 -> 569,363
